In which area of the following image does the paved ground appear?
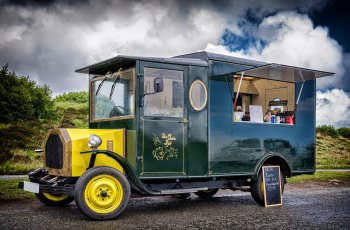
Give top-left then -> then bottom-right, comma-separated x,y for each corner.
0,183 -> 349,230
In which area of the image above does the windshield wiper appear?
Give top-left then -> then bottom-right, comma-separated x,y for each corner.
109,68 -> 123,99
96,71 -> 112,96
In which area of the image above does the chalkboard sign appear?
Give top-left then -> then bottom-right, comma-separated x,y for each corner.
262,166 -> 282,207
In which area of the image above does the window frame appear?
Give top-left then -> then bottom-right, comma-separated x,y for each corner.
232,75 -> 296,126
189,79 -> 208,112
142,67 -> 185,118
89,67 -> 136,123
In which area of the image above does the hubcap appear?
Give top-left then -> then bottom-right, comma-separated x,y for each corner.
100,190 -> 108,197
84,174 -> 124,214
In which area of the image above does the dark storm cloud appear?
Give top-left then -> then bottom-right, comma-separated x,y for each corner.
0,0 -> 85,7
0,0 -> 334,94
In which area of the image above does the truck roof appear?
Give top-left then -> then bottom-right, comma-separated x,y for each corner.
75,51 -> 267,74
76,51 -> 334,81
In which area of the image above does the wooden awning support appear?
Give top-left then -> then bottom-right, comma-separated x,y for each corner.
233,71 -> 244,110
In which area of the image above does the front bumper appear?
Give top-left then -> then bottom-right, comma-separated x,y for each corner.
18,168 -> 76,196
19,181 -> 74,196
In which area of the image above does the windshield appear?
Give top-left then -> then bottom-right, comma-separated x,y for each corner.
91,68 -> 134,121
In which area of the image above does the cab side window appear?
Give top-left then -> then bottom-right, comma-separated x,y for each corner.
143,68 -> 184,117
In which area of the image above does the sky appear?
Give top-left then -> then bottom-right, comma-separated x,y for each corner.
0,0 -> 349,127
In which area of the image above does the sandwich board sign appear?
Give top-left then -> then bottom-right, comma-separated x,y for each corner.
262,166 -> 282,207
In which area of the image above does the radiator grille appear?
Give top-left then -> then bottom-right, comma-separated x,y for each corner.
45,134 -> 63,169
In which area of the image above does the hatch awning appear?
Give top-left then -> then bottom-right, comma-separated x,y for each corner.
236,63 -> 334,83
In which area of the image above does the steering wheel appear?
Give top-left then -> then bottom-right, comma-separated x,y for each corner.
109,106 -> 128,117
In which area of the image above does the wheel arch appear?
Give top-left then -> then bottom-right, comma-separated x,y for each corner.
253,154 -> 292,180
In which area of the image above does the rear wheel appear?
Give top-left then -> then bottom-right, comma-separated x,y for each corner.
250,166 -> 285,205
35,193 -> 74,206
74,166 -> 131,220
195,189 -> 219,198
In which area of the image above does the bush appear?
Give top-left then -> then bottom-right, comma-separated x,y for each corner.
338,127 -> 350,139
0,64 -> 57,123
73,119 -> 88,128
54,91 -> 88,104
316,125 -> 338,138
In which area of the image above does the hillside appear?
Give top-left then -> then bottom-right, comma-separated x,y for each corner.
0,100 -> 88,174
316,133 -> 350,169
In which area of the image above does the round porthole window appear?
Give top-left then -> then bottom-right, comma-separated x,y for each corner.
189,80 -> 207,111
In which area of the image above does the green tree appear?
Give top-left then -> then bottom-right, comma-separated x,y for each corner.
0,64 -> 56,122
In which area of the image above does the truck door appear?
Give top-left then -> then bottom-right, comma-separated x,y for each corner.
138,62 -> 188,177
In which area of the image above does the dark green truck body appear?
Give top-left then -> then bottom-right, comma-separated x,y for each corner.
77,51 -> 330,183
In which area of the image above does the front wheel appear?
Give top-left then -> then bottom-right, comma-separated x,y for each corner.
250,167 -> 285,205
35,193 -> 74,206
74,166 -> 131,220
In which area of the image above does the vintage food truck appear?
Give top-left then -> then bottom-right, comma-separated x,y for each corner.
21,51 -> 333,220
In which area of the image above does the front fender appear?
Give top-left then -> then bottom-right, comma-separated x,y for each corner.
81,150 -> 160,195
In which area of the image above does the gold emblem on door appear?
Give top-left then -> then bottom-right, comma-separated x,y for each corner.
152,133 -> 178,160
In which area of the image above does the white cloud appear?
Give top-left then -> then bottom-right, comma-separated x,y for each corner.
205,11 -> 344,90
316,89 -> 350,127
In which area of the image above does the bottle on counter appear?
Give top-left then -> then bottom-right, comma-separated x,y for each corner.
280,112 -> 286,123
276,115 -> 281,123
271,114 -> 276,123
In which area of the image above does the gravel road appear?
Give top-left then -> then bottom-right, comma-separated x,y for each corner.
0,184 -> 349,230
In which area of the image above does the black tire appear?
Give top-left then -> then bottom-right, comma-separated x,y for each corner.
35,193 -> 74,206
250,167 -> 285,205
74,166 -> 131,220
195,189 -> 219,199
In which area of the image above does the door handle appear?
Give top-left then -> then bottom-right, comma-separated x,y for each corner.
179,118 -> 189,124
137,156 -> 143,161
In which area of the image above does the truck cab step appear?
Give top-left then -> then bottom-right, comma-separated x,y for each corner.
159,187 -> 208,195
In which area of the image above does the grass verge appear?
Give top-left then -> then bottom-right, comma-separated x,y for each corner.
0,178 -> 35,201
287,171 -> 350,183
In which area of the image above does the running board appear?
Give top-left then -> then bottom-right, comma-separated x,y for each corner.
159,187 -> 208,195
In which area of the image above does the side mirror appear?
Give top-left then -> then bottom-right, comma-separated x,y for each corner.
154,78 -> 163,93
140,77 -> 164,107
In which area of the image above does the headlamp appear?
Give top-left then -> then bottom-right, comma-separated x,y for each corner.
88,134 -> 102,149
